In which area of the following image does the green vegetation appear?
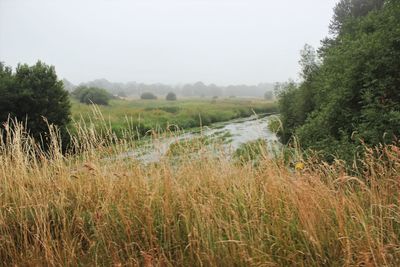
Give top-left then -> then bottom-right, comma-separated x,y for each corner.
140,92 -> 157,100
166,91 -> 177,101
277,0 -> 400,162
2,1 -> 400,265
0,61 -> 70,147
166,131 -> 232,157
267,115 -> 281,134
71,98 -> 277,138
72,86 -> 113,106
233,139 -> 268,164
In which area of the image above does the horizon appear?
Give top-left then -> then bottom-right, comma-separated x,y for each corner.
64,77 -> 276,87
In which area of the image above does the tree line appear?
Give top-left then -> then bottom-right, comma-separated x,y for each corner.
276,0 -> 400,161
65,79 -> 275,99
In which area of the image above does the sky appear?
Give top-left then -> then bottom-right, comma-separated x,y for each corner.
0,0 -> 338,85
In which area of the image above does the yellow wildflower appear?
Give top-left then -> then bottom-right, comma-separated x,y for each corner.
295,162 -> 305,171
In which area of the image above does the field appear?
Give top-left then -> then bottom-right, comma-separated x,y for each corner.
1,123 -> 400,266
70,98 -> 277,137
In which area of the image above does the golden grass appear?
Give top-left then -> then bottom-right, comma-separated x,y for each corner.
0,122 -> 400,266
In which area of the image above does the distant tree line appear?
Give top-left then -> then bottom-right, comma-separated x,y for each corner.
276,0 -> 400,162
63,79 -> 274,99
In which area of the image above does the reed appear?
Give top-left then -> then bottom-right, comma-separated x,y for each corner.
0,121 -> 399,266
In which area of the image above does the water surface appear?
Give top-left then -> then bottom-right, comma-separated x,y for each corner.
119,114 -> 279,163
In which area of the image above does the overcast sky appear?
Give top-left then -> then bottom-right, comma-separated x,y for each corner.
0,0 -> 337,85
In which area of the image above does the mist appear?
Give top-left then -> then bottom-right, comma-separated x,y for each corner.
0,0 -> 337,85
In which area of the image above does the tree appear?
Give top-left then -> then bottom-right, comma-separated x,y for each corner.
278,0 -> 400,161
0,61 -> 71,147
72,86 -> 112,105
329,0 -> 385,34
166,92 -> 177,101
140,92 -> 157,100
298,44 -> 319,81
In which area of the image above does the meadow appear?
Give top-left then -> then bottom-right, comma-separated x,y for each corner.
1,122 -> 400,266
70,98 -> 277,137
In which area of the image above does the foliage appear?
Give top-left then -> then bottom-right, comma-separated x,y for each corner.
329,0 -> 385,35
233,139 -> 267,164
0,61 -> 71,147
72,86 -> 112,105
267,115 -> 281,134
166,92 -> 177,101
278,0 -> 400,161
140,92 -> 157,100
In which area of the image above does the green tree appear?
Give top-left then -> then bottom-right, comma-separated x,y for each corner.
0,61 -> 71,147
329,0 -> 385,34
166,92 -> 177,101
278,0 -> 400,161
298,44 -> 319,81
72,86 -> 112,105
141,92 -> 157,100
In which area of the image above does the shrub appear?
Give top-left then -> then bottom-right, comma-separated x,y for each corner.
72,86 -> 111,105
140,92 -> 157,100
166,92 -> 177,101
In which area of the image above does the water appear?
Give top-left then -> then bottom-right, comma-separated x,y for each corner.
117,114 -> 279,163
204,115 -> 278,150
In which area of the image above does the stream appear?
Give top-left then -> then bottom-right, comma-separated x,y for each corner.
117,114 -> 279,163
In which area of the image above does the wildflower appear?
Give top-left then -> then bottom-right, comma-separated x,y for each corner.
295,162 -> 305,171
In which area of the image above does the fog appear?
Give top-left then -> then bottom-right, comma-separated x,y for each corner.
0,0 -> 337,85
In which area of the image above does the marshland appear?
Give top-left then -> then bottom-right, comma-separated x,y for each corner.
1,0 -> 400,266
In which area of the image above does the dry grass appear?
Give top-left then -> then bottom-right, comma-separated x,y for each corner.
0,122 -> 400,266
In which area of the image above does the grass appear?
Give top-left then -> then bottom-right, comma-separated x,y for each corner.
70,98 -> 277,138
1,121 -> 400,266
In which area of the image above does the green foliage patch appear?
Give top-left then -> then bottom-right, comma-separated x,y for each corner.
277,0 -> 400,162
0,61 -> 71,148
72,86 -> 112,106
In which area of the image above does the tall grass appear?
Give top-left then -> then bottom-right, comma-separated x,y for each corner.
0,121 -> 400,266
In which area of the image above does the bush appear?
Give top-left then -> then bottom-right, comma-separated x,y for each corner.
140,92 -> 157,100
166,92 -> 177,101
72,86 -> 111,105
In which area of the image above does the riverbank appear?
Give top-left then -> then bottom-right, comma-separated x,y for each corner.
70,98 -> 277,138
